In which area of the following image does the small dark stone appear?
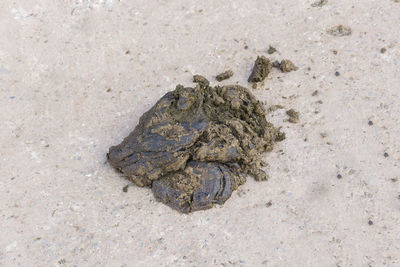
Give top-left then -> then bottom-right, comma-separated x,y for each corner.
384,152 -> 389,158
368,120 -> 373,125
335,71 -> 340,76
312,90 -> 319,96
380,48 -> 386,54
337,174 -> 342,179
368,220 -> 373,225
265,201 -> 272,207
332,50 -> 338,55
244,45 -> 248,50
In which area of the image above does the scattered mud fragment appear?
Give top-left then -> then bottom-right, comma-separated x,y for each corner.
286,109 -> 300,123
311,0 -> 328,7
216,70 -> 234,81
267,46 -> 277,54
108,77 -> 285,213
272,60 -> 298,72
279,60 -> 298,72
248,56 -> 272,83
272,60 -> 280,68
327,25 -> 352,37
268,104 -> 284,112
122,185 -> 129,192
193,74 -> 209,87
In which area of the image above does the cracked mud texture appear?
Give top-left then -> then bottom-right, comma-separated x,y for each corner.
248,56 -> 272,83
107,77 -> 284,213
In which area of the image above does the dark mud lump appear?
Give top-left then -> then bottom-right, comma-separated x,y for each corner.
108,77 -> 284,213
248,56 -> 272,83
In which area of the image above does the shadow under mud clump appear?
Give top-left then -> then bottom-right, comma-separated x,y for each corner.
107,76 -> 285,213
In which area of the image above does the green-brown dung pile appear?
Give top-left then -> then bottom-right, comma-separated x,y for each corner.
108,76 -> 284,213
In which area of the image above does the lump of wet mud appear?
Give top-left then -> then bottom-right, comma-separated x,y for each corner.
108,76 -> 284,213
216,70 -> 234,81
248,56 -> 272,83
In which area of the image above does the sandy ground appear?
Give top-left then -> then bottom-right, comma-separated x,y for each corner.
1,0 -> 400,266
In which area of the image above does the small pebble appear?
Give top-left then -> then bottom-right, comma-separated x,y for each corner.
384,152 -> 389,158
335,71 -> 340,76
368,120 -> 373,125
122,185 -> 129,193
337,174 -> 342,179
265,201 -> 272,207
380,48 -> 386,54
368,220 -> 373,226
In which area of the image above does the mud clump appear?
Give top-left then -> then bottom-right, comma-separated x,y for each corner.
108,76 -> 284,213
311,0 -> 328,7
286,109 -> 300,123
327,25 -> 352,37
267,46 -> 277,55
216,70 -> 234,81
193,74 -> 210,87
248,56 -> 272,83
272,60 -> 298,73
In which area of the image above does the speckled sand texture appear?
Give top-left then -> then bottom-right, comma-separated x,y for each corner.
1,0 -> 400,266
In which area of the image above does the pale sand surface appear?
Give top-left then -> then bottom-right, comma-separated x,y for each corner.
1,1 -> 400,266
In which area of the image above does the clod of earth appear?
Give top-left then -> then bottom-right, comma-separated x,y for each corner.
216,70 -> 234,81
267,46 -> 277,55
279,60 -> 298,73
311,0 -> 328,7
248,56 -> 272,83
286,109 -> 300,123
108,76 -> 285,213
272,60 -> 298,72
327,25 -> 352,37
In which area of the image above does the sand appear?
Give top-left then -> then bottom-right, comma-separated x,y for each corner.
1,0 -> 400,266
